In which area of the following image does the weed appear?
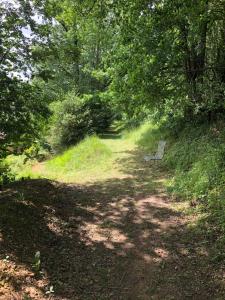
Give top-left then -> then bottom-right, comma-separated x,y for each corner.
32,251 -> 41,273
17,192 -> 25,201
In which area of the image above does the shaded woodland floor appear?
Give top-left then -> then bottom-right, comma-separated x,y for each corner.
0,138 -> 225,299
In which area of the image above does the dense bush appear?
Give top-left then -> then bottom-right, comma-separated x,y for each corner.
49,92 -> 114,151
83,94 -> 114,133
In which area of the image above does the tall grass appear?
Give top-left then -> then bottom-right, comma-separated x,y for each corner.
164,123 -> 225,243
123,122 -> 166,150
41,135 -> 113,182
46,135 -> 112,173
5,136 -> 112,182
5,155 -> 39,180
164,124 -> 225,202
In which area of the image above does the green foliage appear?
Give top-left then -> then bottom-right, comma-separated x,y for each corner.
0,0 -> 41,77
104,0 -> 225,121
0,76 -> 50,159
0,160 -> 15,185
124,123 -> 158,146
23,141 -> 50,163
0,0 -> 51,164
164,124 -> 225,199
5,155 -> 37,181
49,92 -> 113,151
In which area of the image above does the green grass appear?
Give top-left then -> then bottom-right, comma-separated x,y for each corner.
122,122 -> 165,150
118,120 -> 225,248
125,120 -> 225,251
164,124 -> 225,201
6,136 -> 112,182
46,135 -> 112,172
5,155 -> 39,180
161,122 -> 225,252
34,135 -> 115,183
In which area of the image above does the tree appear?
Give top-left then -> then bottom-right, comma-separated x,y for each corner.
0,0 -> 50,158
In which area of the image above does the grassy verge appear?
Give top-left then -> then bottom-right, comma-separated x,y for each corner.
166,123 -> 225,257
136,120 -> 225,258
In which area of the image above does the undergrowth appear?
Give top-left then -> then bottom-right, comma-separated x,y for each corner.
124,122 -> 166,150
5,155 -> 39,180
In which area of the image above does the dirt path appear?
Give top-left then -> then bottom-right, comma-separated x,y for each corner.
0,139 -> 225,299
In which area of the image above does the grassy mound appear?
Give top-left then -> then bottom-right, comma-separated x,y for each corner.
6,123 -> 162,183
6,136 -> 112,183
41,135 -> 112,182
46,135 -> 112,173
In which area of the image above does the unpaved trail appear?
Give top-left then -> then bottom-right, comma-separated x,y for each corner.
0,138 -> 225,299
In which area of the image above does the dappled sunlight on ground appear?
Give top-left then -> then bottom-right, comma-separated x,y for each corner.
77,193 -> 181,266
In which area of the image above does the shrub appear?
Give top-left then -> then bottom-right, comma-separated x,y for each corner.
49,92 -> 113,151
0,160 -> 15,185
83,94 -> 113,133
